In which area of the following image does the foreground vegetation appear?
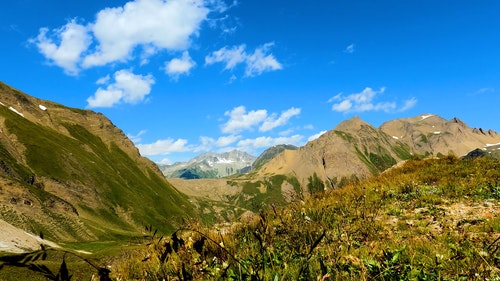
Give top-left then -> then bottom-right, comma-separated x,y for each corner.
1,155 -> 499,280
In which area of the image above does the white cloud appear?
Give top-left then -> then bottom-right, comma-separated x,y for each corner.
308,130 -> 327,142
196,136 -> 215,152
215,134 -> 241,146
96,74 -> 110,85
31,0 -> 281,83
87,69 -> 155,107
260,107 -> 301,132
329,87 -> 415,113
32,0 -> 231,74
164,51 -> 196,79
237,135 -> 304,152
136,138 -> 190,155
82,0 -> 210,68
331,99 -> 353,112
87,88 -> 124,108
31,19 -> 92,75
221,106 -> 301,134
244,43 -> 283,77
344,43 -> 355,54
221,106 -> 267,134
205,42 -> 282,77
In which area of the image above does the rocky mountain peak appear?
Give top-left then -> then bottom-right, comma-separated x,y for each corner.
333,116 -> 369,132
451,117 -> 467,128
159,150 -> 256,179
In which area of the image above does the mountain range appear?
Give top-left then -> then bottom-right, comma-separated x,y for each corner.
1,81 -> 500,247
171,113 -> 500,212
256,114 -> 500,189
158,150 -> 255,179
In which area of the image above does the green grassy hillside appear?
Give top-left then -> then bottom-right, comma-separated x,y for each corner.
0,87 -> 194,241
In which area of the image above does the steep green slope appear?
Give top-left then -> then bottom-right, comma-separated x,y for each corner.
0,83 -> 193,241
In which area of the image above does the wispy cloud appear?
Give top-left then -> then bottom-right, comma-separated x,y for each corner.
205,42 -> 283,77
399,97 -> 418,112
127,130 -> 147,143
344,43 -> 355,54
87,69 -> 155,108
328,87 -> 416,113
473,87 -> 495,95
303,124 -> 314,130
205,45 -> 246,70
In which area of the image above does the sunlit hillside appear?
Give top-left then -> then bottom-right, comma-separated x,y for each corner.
104,156 -> 500,280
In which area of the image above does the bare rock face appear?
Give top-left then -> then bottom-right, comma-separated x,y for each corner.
380,114 -> 500,157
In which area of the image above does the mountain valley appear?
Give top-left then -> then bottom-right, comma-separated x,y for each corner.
2,81 -> 499,236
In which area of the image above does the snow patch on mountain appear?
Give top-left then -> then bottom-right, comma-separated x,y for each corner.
8,106 -> 24,117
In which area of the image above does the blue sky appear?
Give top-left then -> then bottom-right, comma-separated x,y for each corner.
2,0 -> 499,163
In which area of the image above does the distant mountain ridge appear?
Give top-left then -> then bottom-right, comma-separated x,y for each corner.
256,114 -> 500,189
161,112 -> 500,218
159,150 -> 256,179
380,114 -> 499,156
